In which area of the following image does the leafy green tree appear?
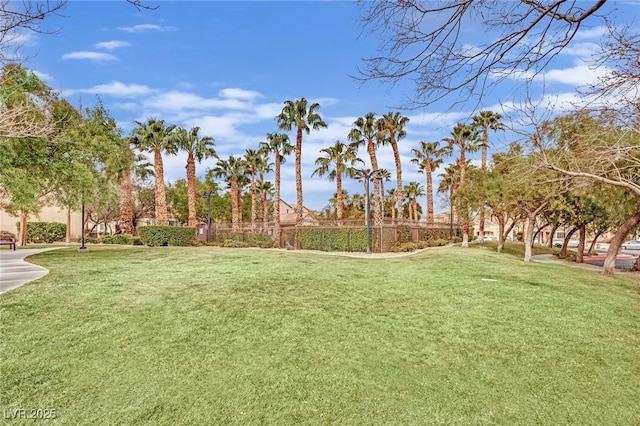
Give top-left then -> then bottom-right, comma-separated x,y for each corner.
175,126 -> 216,227
276,98 -> 327,237
130,118 -> 178,226
311,140 -> 363,223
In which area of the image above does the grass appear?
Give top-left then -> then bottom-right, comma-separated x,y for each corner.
1,243 -> 639,425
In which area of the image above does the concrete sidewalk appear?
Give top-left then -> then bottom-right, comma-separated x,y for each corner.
0,248 -> 63,295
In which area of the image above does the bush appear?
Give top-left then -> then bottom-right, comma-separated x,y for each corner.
222,239 -> 248,248
390,241 -> 417,252
101,234 -> 135,245
213,231 -> 274,248
138,226 -> 196,247
0,230 -> 16,238
300,228 -> 368,252
26,222 -> 66,243
77,236 -> 99,244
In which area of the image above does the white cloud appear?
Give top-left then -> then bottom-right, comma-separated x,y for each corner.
219,88 -> 262,100
143,91 -> 254,112
574,26 -> 608,41
64,81 -> 155,97
117,24 -> 175,33
561,42 -> 600,57
62,51 -> 117,62
541,64 -> 609,86
95,40 -> 131,50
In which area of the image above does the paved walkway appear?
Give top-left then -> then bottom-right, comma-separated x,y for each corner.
0,248 -> 63,295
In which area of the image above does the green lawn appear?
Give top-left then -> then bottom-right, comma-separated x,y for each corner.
1,244 -> 639,425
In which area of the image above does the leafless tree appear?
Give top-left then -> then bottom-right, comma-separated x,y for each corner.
358,0 -> 608,108
0,0 -> 67,63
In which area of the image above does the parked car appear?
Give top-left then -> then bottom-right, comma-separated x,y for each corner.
622,240 -> 640,250
553,239 -> 579,248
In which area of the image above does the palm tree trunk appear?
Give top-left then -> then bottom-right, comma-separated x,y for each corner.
231,177 -> 240,233
186,152 -> 197,227
250,169 -> 257,231
392,140 -> 403,221
426,166 -> 434,224
120,172 -> 134,234
154,147 -> 168,226
274,158 -> 281,245
367,138 -> 382,225
479,129 -> 489,242
295,127 -> 303,228
336,173 -> 344,224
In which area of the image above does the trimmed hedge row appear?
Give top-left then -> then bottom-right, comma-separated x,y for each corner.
138,226 -> 196,246
300,228 -> 368,252
25,222 -> 66,243
213,231 -> 274,248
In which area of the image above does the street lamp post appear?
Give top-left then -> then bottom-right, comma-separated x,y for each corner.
78,194 -> 88,253
202,191 -> 215,243
356,169 -> 383,254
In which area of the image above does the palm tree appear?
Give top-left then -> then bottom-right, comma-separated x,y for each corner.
404,181 -> 424,221
443,123 -> 479,185
130,118 -> 178,226
443,123 -> 479,246
255,147 -> 274,232
276,98 -> 328,236
257,180 -> 274,231
472,110 -> 505,241
438,162 -> 462,237
411,141 -> 449,224
311,140 -> 363,223
385,188 -> 397,221
260,132 -> 293,244
377,112 -> 410,221
244,148 -> 263,231
211,155 -> 247,232
175,126 -> 216,228
348,112 -> 383,225
118,139 -> 153,234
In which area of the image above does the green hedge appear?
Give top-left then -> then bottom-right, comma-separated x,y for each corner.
101,234 -> 135,245
300,228 -> 368,252
138,226 -> 195,247
214,231 -> 274,248
26,222 -> 66,243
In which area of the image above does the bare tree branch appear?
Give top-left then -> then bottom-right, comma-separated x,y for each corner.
357,0 -> 608,108
0,0 -> 67,63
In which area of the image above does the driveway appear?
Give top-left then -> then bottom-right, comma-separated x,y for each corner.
0,248 -> 62,295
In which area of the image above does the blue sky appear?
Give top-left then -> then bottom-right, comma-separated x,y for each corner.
16,0 -> 639,212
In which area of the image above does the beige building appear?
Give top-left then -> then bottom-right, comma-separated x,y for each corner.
0,204 -> 83,244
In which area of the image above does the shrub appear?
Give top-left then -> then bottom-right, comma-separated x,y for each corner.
138,226 -> 196,247
0,230 -> 16,238
76,236 -> 98,244
27,222 -> 66,243
101,234 -> 135,245
390,241 -> 417,252
300,228 -> 368,252
222,239 -> 248,248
